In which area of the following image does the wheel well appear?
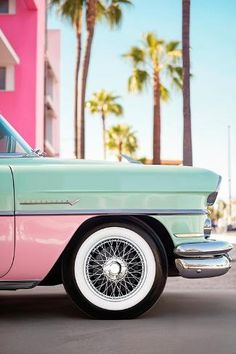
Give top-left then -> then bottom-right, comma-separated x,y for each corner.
40,215 -> 177,286
135,215 -> 177,275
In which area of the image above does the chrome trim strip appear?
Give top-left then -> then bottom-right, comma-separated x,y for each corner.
20,199 -> 80,206
121,154 -> 142,164
0,211 -> 14,216
216,175 -> 222,192
204,218 -> 212,236
175,233 -> 203,238
0,281 -> 38,290
175,256 -> 231,279
14,208 -> 208,216
174,240 -> 233,257
204,226 -> 212,231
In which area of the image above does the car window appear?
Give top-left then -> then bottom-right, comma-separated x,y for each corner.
0,116 -> 39,157
0,123 -> 10,152
0,135 -> 8,152
0,121 -> 27,154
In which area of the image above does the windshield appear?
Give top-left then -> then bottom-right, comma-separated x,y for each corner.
0,115 -> 37,157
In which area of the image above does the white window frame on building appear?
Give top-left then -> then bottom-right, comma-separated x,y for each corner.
0,67 -> 6,90
0,0 -> 16,14
0,29 -> 19,91
0,65 -> 15,91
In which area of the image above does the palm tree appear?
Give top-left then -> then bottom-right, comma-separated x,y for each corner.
123,33 -> 182,164
182,0 -> 192,166
106,124 -> 138,161
78,0 -> 132,159
49,0 -> 84,159
86,90 -> 123,159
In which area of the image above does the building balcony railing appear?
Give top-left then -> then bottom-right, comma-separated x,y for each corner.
44,139 -> 58,157
45,53 -> 58,83
45,94 -> 58,118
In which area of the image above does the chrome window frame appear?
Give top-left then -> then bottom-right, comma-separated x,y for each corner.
0,115 -> 36,157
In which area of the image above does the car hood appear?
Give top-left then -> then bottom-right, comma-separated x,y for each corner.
4,156 -> 221,194
3,157 -> 220,214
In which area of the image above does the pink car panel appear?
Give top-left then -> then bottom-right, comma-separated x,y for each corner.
0,217 -> 15,277
0,166 -> 15,277
1,215 -> 93,281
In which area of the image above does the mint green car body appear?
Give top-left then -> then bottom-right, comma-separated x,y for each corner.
0,157 -> 218,244
0,115 -> 232,318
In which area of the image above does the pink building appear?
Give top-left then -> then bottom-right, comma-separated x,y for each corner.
45,30 -> 60,156
0,0 -> 60,156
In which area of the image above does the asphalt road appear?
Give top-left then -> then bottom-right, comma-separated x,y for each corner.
0,237 -> 236,354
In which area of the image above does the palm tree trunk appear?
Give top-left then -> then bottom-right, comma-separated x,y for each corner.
74,23 -> 82,159
118,141 -> 122,161
153,69 -> 161,165
182,0 -> 193,166
102,113 -> 106,159
78,0 -> 97,159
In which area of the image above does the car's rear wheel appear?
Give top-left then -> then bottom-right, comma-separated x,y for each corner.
62,222 -> 167,319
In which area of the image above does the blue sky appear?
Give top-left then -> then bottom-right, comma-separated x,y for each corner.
48,0 -> 236,199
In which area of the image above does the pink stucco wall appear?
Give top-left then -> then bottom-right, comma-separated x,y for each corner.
35,0 -> 46,149
47,29 -> 60,154
0,0 -> 46,149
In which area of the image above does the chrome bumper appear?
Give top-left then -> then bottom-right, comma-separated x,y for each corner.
174,239 -> 233,279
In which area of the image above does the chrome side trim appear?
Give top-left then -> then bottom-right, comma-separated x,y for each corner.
174,240 -> 233,257
175,233 -> 203,238
216,175 -> 222,192
175,256 -> 231,279
14,208 -> 207,216
0,281 -> 38,290
20,199 -> 80,206
0,211 -> 14,216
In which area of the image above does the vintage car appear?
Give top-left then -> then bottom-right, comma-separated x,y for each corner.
0,115 -> 233,319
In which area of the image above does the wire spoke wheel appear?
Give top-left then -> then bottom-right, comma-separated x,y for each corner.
85,238 -> 145,300
63,223 -> 167,319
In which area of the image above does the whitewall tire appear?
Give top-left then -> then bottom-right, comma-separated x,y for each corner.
62,221 -> 167,319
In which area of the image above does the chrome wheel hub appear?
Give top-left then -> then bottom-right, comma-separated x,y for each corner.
103,258 -> 127,281
85,238 -> 145,300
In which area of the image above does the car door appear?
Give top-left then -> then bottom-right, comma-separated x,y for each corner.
0,166 -> 15,277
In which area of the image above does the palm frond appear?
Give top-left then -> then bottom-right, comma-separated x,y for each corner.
166,41 -> 180,53
86,89 -> 123,117
106,124 -> 138,158
128,69 -> 149,93
96,1 -> 106,20
144,32 -> 158,48
49,0 -> 84,28
123,33 -> 184,101
167,66 -> 183,89
173,66 -> 183,77
123,46 -> 146,65
143,32 -> 165,64
109,103 -> 123,116
97,0 -> 132,27
172,76 -> 183,89
160,84 -> 170,102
